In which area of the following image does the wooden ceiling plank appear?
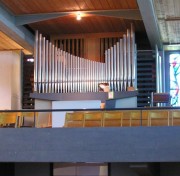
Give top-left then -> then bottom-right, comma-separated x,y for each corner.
126,0 -> 139,9
1,0 -> 27,15
0,32 -> 23,49
84,0 -> 95,9
75,0 -> 89,10
52,0 -> 69,11
120,0 -> 131,9
90,0 -> 103,10
99,0 -> 110,9
106,0 -> 116,9
0,34 -> 21,50
66,0 -> 81,11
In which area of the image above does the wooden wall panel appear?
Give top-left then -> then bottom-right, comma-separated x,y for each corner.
84,38 -> 100,61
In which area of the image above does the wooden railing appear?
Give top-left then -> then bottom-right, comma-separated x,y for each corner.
1,107 -> 180,128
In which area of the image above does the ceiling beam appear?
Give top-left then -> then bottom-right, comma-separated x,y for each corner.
0,3 -> 34,54
15,9 -> 142,26
86,9 -> 142,20
137,0 -> 162,49
15,12 -> 70,26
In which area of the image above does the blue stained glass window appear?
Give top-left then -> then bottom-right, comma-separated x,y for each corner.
169,53 -> 180,106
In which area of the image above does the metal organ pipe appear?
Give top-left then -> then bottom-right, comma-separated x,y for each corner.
116,42 -> 120,91
38,33 -> 42,93
34,30 -> 38,93
127,29 -> 131,88
123,34 -> 127,91
119,39 -> 124,91
34,25 -> 136,94
45,40 -> 49,93
131,23 -> 136,88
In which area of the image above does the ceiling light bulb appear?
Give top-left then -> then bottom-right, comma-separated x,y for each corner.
77,13 -> 81,20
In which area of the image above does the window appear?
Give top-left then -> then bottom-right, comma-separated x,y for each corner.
169,53 -> 180,106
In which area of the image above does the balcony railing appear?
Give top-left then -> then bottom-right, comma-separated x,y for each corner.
0,107 -> 180,128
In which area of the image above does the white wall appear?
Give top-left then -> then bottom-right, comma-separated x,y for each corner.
0,51 -> 22,110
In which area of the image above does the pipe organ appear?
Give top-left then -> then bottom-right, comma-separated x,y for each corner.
34,24 -> 136,94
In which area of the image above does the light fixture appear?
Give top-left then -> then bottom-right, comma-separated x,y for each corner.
27,58 -> 34,62
76,13 -> 81,20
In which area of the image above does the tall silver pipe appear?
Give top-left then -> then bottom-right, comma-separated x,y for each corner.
92,60 -> 95,92
97,61 -> 100,92
84,59 -> 87,92
107,49 -> 111,89
127,29 -> 131,88
51,45 -> 55,93
57,49 -> 61,93
116,42 -> 120,91
70,54 -> 73,92
123,34 -> 127,91
110,47 -> 114,91
68,54 -> 71,92
88,60 -> 92,92
119,39 -> 124,91
96,61 -> 99,92
74,56 -> 78,92
65,52 -> 68,93
77,57 -> 80,92
131,24 -> 135,88
41,37 -> 46,93
54,47 -> 58,93
45,40 -> 49,93
91,61 -> 94,92
156,45 -> 160,93
38,33 -> 42,93
34,31 -> 38,92
66,53 -> 69,92
48,42 -> 52,93
83,59 -> 87,92
95,61 -> 98,92
100,62 -> 104,87
113,45 -> 117,91
62,51 -> 66,93
79,57 -> 82,92
105,50 -> 108,85
60,50 -> 63,93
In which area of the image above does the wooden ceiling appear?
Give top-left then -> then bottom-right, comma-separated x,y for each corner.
1,0 -> 145,36
0,0 -> 148,53
0,31 -> 23,50
1,0 -> 138,14
0,31 -> 31,54
1,0 -> 179,52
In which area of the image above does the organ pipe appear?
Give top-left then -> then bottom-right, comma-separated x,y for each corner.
34,25 -> 137,93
